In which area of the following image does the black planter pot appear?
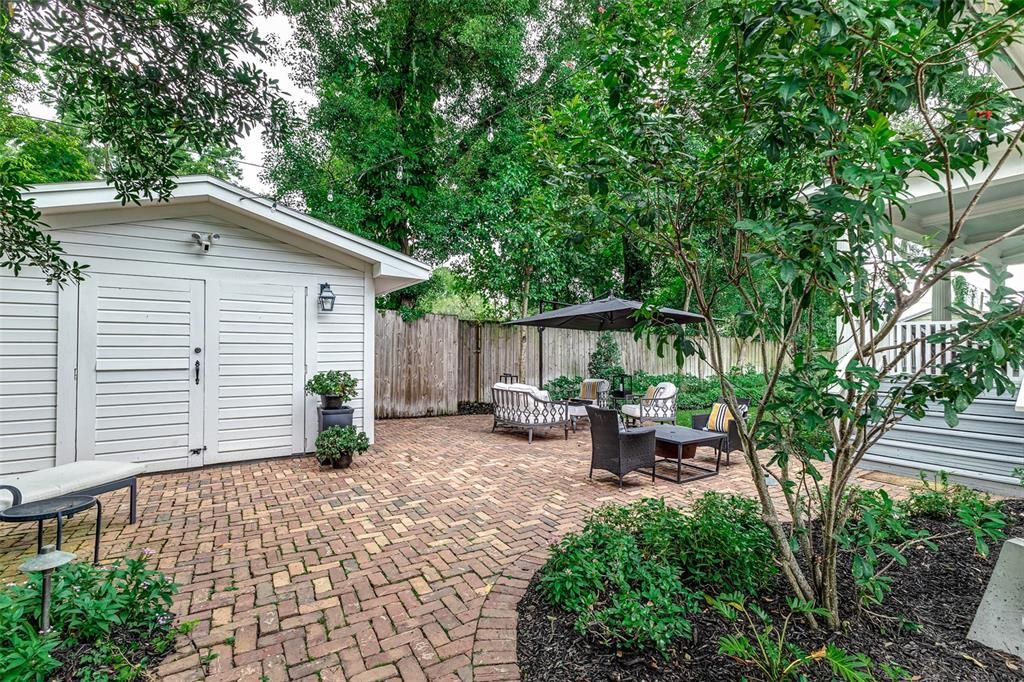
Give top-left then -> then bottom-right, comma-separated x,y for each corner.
318,406 -> 354,431
320,394 -> 343,410
331,454 -> 353,469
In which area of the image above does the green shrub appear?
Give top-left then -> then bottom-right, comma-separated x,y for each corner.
0,552 -> 187,680
836,488 -> 929,607
593,495 -> 777,595
304,370 -> 359,403
542,375 -> 582,401
838,479 -> 1008,608
540,495 -> 777,655
904,471 -> 994,520
683,493 -> 778,594
902,471 -> 1006,558
540,522 -> 696,655
315,426 -> 370,465
587,331 -> 625,380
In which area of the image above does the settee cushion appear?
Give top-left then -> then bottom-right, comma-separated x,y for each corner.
0,461 -> 144,510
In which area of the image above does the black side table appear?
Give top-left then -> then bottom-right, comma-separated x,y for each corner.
0,494 -> 101,564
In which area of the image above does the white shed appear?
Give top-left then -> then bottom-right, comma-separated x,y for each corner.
0,176 -> 430,474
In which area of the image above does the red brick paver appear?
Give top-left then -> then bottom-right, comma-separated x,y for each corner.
0,416 -> 908,681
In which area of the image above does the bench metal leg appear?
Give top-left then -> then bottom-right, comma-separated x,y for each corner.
36,521 -> 43,553
55,513 -> 63,550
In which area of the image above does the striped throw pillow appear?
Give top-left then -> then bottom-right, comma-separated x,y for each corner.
708,402 -> 734,432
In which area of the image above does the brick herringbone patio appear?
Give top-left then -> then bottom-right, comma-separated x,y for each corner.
0,415 -> 907,681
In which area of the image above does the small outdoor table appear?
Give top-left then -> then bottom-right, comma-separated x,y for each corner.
0,494 -> 101,564
609,392 -> 635,411
651,425 -> 728,483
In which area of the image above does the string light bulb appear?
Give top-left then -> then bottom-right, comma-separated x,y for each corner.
396,161 -> 404,181
487,125 -> 495,143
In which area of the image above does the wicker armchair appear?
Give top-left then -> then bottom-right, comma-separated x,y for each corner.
492,383 -> 569,443
691,396 -> 750,464
621,381 -> 678,426
586,405 -> 656,488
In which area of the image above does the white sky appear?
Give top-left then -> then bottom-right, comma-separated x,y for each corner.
238,14 -> 311,193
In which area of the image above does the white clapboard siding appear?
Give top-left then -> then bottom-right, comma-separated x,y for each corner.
81,275 -> 203,471
208,283 -> 304,464
0,273 -> 58,473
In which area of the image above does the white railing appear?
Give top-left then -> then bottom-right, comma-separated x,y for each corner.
876,321 -> 1023,386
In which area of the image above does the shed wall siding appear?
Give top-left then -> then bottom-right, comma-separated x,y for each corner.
0,273 -> 58,473
0,214 -> 371,474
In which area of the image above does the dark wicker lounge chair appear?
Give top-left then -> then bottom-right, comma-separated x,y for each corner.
586,405 -> 656,488
691,396 -> 750,464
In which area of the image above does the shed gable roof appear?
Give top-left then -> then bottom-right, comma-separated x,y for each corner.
25,175 -> 431,294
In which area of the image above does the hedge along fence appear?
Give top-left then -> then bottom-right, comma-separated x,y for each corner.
374,309 -> 788,418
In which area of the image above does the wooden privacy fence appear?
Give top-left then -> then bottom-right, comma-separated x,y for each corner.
374,310 -> 785,418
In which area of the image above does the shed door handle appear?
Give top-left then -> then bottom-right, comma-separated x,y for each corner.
194,360 -> 201,385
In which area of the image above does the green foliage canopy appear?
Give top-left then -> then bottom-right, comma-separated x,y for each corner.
1,0 -> 286,283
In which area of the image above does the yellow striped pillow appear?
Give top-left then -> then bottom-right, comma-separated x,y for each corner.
708,402 -> 734,432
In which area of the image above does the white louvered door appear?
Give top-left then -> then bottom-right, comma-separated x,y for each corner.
76,274 -> 205,471
77,276 -> 309,471
203,281 -> 306,465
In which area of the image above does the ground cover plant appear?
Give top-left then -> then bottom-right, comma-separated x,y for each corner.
521,493 -> 1024,681
539,495 -> 777,656
0,551 -> 190,681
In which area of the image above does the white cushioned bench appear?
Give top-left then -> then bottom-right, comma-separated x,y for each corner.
0,461 -> 144,523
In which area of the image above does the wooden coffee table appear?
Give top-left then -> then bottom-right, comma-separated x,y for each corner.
651,425 -> 728,483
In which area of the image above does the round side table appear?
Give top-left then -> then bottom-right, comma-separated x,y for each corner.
0,494 -> 101,564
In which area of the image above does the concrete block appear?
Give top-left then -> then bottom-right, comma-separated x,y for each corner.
968,537 -> 1024,659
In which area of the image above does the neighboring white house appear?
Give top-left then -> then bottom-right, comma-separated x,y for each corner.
0,176 -> 430,475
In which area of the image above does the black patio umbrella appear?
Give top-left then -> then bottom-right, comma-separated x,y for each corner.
507,294 -> 705,385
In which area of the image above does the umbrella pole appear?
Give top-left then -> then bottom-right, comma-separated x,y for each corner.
538,327 -> 545,387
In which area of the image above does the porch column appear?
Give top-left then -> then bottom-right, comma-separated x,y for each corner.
931,276 -> 953,321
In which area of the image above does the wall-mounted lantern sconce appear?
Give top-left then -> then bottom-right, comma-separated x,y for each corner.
318,283 -> 336,312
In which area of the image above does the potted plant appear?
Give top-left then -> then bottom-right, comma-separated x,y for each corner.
305,370 -> 358,429
315,426 -> 369,469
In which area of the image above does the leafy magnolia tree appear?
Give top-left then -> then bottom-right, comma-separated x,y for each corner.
536,0 -> 1024,627
1,0 -> 285,283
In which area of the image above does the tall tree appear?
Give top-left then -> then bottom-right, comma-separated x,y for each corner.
1,0 -> 285,283
264,0 -> 596,308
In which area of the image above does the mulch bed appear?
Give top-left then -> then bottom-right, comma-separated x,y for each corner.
49,622 -> 181,681
518,499 -> 1024,681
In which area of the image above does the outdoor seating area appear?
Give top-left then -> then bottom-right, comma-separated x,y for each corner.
490,367 -> 748,490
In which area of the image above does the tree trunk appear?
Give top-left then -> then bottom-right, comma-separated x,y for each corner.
397,221 -> 417,310
622,232 -> 649,300
518,266 -> 534,380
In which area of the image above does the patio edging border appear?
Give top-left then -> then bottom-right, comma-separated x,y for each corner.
470,547 -> 550,681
